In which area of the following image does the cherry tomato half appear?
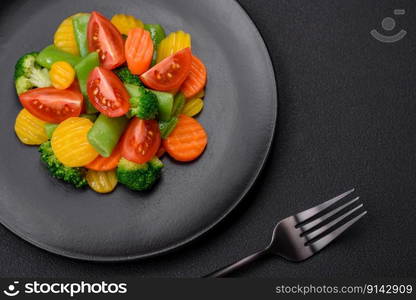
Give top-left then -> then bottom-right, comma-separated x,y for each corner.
19,87 -> 83,123
87,67 -> 130,117
140,47 -> 192,91
88,11 -> 125,70
121,118 -> 161,164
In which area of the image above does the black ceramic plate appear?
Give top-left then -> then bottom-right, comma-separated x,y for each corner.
0,0 -> 276,261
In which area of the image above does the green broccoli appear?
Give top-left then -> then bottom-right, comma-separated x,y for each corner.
39,141 -> 87,188
116,157 -> 164,191
14,52 -> 51,95
114,66 -> 143,86
127,86 -> 159,119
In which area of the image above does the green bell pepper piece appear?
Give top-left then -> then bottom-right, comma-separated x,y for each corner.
72,13 -> 91,57
144,24 -> 166,65
80,113 -> 98,122
44,123 -> 58,139
36,45 -> 81,69
124,83 -> 140,97
74,52 -> 100,113
87,114 -> 129,157
151,90 -> 174,122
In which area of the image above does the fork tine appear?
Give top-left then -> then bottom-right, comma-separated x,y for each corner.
308,211 -> 367,252
304,203 -> 363,240
300,197 -> 360,232
295,188 -> 355,223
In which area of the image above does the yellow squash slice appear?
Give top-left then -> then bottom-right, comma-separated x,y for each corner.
49,61 -> 75,90
111,14 -> 144,35
86,169 -> 118,193
182,98 -> 204,117
156,30 -> 191,63
14,109 -> 48,145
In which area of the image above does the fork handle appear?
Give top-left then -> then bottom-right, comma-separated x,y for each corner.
203,249 -> 269,278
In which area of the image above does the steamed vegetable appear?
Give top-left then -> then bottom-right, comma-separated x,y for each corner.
44,123 -> 58,139
14,109 -> 48,145
36,45 -> 81,69
116,157 -> 163,191
49,61 -> 75,89
125,27 -> 153,75
115,67 -> 142,86
111,14 -> 144,35
163,115 -> 207,162
85,143 -> 122,171
54,15 -> 79,55
171,93 -> 186,117
74,52 -> 100,113
182,97 -> 204,117
156,30 -> 191,63
159,116 -> 178,139
87,114 -> 128,157
127,86 -> 158,120
14,52 -> 51,95
151,90 -> 174,121
72,13 -> 91,57
86,169 -> 118,193
144,24 -> 166,65
39,141 -> 87,188
51,117 -> 99,167
180,55 -> 207,98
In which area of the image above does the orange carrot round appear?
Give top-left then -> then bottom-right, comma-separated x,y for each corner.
163,114 -> 207,162
85,143 -> 122,171
125,27 -> 154,75
180,55 -> 207,98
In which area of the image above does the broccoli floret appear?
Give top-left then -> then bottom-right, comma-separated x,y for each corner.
116,157 -> 164,191
114,66 -> 143,86
14,52 -> 51,94
39,141 -> 87,188
127,86 -> 158,119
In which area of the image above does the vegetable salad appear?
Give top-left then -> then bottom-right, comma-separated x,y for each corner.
14,11 -> 208,193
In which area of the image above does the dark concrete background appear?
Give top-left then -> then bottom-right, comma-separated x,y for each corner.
1,0 -> 415,278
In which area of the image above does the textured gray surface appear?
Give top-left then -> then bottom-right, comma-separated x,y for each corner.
1,0 -> 416,278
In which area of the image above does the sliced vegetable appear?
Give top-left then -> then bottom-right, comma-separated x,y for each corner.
151,90 -> 174,121
87,11 -> 125,69
120,118 -> 161,164
85,143 -> 122,171
36,45 -> 81,69
182,97 -> 204,117
159,116 -> 178,139
72,13 -> 91,57
14,109 -> 48,145
74,52 -> 100,113
19,87 -> 83,123
194,89 -> 205,99
125,27 -> 153,75
87,114 -> 128,157
111,14 -> 144,35
180,55 -> 207,98
140,47 -> 192,92
172,92 -> 186,117
114,67 -> 142,86
49,61 -> 75,90
163,114 -> 207,162
144,24 -> 166,65
127,86 -> 158,120
54,15 -> 79,56
44,123 -> 58,139
156,30 -> 191,63
51,117 -> 99,167
86,169 -> 118,193
87,66 -> 130,117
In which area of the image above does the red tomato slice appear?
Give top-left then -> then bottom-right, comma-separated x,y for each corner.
121,118 -> 161,164
125,28 -> 154,75
140,47 -> 192,91
19,87 -> 83,123
87,66 -> 130,117
88,11 -> 125,70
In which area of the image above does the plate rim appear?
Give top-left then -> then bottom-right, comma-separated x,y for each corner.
0,0 -> 278,262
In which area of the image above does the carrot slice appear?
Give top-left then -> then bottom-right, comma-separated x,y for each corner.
85,143 -> 122,171
180,55 -> 207,98
163,115 -> 207,162
125,28 -> 154,75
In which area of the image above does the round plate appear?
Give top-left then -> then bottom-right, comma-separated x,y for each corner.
0,0 -> 277,261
